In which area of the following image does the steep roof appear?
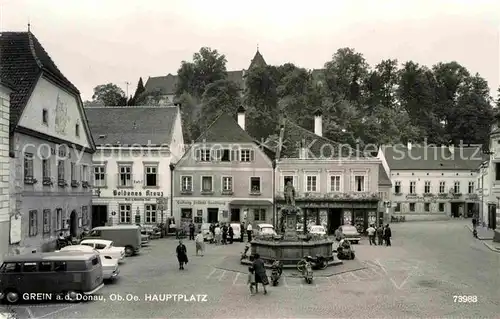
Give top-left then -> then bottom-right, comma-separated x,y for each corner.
195,113 -> 255,143
378,164 -> 392,186
249,50 -> 267,69
0,31 -> 80,133
84,106 -> 179,146
381,145 -> 486,170
278,118 -> 367,159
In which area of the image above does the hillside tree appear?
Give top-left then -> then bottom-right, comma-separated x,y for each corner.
92,83 -> 127,106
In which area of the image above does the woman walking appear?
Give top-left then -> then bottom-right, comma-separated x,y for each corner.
252,253 -> 269,294
176,240 -> 188,270
195,231 -> 205,256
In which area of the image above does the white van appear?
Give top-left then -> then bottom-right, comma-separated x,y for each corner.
230,224 -> 241,241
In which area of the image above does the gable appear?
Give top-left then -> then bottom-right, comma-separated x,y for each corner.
18,77 -> 91,148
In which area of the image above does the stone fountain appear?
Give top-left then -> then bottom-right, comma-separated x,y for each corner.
241,182 -> 338,267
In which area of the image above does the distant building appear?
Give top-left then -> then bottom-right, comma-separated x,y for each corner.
483,119 -> 500,231
85,106 -> 185,227
0,31 -> 96,254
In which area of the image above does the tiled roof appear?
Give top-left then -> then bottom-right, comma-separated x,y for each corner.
378,164 -> 392,186
381,145 -> 486,170
195,113 -> 256,144
278,118 -> 367,159
0,31 -> 80,133
84,106 -> 179,146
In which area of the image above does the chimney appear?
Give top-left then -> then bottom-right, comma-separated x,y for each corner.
237,105 -> 245,130
314,109 -> 323,137
407,141 -> 412,150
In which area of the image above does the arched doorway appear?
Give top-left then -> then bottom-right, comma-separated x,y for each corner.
70,210 -> 77,237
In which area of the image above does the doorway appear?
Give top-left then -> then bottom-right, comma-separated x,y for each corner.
92,205 -> 108,228
327,208 -> 342,234
207,208 -> 218,223
451,203 -> 462,218
488,205 -> 496,229
70,210 -> 77,237
230,208 -> 240,222
466,203 -> 475,218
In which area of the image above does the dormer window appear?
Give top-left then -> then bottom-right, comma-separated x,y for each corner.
42,109 -> 48,125
75,123 -> 80,137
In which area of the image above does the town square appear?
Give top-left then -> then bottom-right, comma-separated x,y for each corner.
1,1 -> 500,318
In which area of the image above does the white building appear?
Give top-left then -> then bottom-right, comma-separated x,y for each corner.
1,31 -> 96,254
483,122 -> 500,231
0,80 -> 12,262
378,143 -> 485,220
85,106 -> 184,226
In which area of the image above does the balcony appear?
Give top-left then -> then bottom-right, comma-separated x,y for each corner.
71,180 -> 80,188
42,177 -> 54,186
24,176 -> 37,185
221,190 -> 234,195
275,191 -> 380,202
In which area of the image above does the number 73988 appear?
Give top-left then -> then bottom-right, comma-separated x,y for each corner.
453,295 -> 477,303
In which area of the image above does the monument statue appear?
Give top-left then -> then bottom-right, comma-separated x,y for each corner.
284,181 -> 295,206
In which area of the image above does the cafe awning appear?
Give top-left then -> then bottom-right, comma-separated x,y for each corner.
229,200 -> 273,206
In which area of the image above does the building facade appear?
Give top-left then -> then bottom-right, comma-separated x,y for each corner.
483,121 -> 500,230
1,31 -> 96,253
0,81 -> 11,262
85,106 -> 184,227
275,112 -> 382,233
172,108 -> 274,230
378,143 -> 484,220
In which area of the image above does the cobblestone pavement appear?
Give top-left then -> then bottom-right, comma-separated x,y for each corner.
3,220 -> 499,318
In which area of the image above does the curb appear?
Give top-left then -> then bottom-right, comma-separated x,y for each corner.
464,225 -> 494,240
482,241 -> 500,253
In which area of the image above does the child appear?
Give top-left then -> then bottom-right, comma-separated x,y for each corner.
247,267 -> 256,295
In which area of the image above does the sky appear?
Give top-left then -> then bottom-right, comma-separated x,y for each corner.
1,0 -> 499,101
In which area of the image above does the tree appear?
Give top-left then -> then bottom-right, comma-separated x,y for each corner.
129,77 -> 145,105
177,92 -> 200,143
496,86 -> 500,108
175,47 -> 228,98
91,83 -> 127,106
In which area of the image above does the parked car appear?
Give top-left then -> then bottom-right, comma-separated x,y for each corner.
340,225 -> 361,244
229,223 -> 242,242
83,225 -> 141,256
256,224 -> 277,237
309,225 -> 327,237
200,223 -> 213,242
58,246 -> 120,281
0,251 -> 104,304
80,239 -> 125,263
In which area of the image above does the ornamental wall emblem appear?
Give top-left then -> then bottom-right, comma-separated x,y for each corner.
55,94 -> 70,135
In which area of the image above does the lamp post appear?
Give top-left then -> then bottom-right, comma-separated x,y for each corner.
169,164 -> 175,217
272,160 -> 276,228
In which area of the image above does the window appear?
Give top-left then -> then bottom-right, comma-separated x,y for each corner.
250,177 -> 261,193
95,243 -> 107,250
197,148 -> 211,162
145,204 -> 157,223
82,206 -> 88,225
181,208 -> 193,219
94,165 -> 106,187
118,165 -> 132,187
181,176 -> 192,192
496,163 -> 500,180
56,208 -> 63,231
439,203 -> 445,212
394,203 -> 401,212
220,149 -> 230,162
119,204 -> 131,223
24,153 -> 34,181
424,203 -> 430,212
57,160 -> 65,182
306,175 -> 318,192
71,162 -> 76,181
394,181 -> 401,194
201,176 -> 213,192
39,261 -> 52,272
330,175 -> 341,192
144,165 -> 158,187
283,175 -> 296,190
29,210 -> 37,236
424,181 -> 431,193
75,123 -> 80,137
42,158 -> 50,180
409,181 -> 416,194
81,165 -> 88,182
1,262 -> 21,273
254,208 -> 266,221
222,176 -> 233,192
354,175 -> 365,192
23,262 -> 37,272
43,209 -> 50,234
54,261 -> 66,271
468,182 -> 474,194
454,182 -> 460,194
42,109 -> 48,125
439,181 -> 446,193
409,203 -> 415,212
240,149 -> 254,162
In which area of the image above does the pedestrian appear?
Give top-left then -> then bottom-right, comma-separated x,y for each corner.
240,222 -> 245,242
252,253 -> 268,294
176,240 -> 188,270
247,223 -> 253,242
366,224 -> 376,245
214,224 -> 222,245
222,224 -> 228,245
384,224 -> 392,246
189,221 -> 195,240
376,224 -> 384,245
228,225 -> 234,244
334,227 -> 344,242
472,216 -> 477,230
247,267 -> 256,295
195,231 -> 204,256
171,220 -> 178,239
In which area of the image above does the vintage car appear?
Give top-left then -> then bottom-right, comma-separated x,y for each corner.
309,225 -> 327,237
229,223 -> 242,241
80,239 -> 125,263
255,223 -> 277,236
58,246 -> 120,280
340,225 -> 361,244
200,223 -> 213,242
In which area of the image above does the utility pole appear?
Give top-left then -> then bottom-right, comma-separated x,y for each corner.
125,81 -> 130,105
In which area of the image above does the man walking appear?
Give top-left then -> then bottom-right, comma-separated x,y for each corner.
247,223 -> 253,242
376,224 -> 384,245
366,224 -> 376,245
189,221 -> 195,240
384,224 -> 392,246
